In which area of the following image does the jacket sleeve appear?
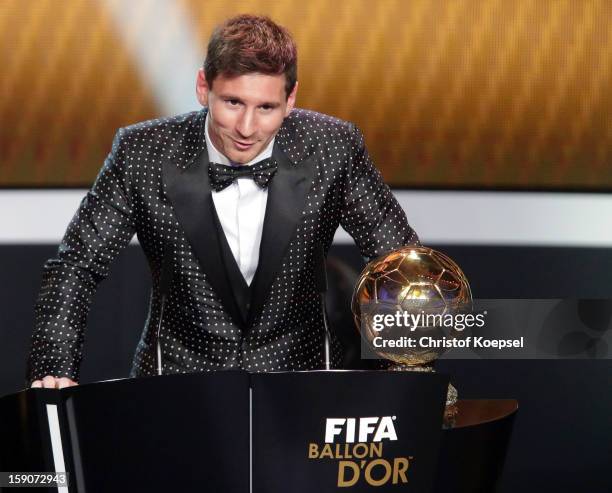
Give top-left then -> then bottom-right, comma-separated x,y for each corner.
339,124 -> 419,260
26,128 -> 136,383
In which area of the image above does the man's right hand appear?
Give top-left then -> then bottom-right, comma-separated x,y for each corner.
30,376 -> 78,389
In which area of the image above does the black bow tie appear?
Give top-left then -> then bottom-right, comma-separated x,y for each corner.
208,158 -> 278,192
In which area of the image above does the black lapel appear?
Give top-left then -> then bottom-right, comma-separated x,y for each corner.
247,144 -> 317,326
163,145 -> 246,330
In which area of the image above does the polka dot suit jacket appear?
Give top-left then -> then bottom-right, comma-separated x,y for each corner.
27,108 -> 419,382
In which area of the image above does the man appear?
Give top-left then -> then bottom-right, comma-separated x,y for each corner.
28,15 -> 418,388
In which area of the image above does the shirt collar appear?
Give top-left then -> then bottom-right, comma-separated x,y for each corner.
205,111 -> 275,167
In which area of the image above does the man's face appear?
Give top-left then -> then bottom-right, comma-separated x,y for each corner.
196,69 -> 297,164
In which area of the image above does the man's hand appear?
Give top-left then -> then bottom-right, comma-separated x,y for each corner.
30,376 -> 78,389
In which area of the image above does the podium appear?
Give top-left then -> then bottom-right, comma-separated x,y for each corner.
0,371 -> 516,492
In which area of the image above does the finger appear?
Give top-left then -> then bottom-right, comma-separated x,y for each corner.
57,378 -> 69,389
57,378 -> 76,389
42,376 -> 57,389
31,380 -> 43,388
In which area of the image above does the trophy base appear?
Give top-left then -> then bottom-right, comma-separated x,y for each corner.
388,363 -> 458,424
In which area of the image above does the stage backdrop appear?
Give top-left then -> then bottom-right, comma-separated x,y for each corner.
1,0 -> 611,190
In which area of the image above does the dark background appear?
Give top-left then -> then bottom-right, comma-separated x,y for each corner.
1,242 -> 611,492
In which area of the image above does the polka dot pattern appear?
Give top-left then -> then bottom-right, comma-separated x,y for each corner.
27,108 -> 419,382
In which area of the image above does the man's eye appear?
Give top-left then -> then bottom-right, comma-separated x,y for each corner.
259,105 -> 272,111
226,99 -> 240,106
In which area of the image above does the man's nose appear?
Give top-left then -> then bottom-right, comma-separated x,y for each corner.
236,110 -> 256,138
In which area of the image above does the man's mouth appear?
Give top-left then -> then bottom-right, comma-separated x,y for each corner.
231,138 -> 255,151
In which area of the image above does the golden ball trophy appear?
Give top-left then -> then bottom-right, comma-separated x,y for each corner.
352,246 -> 472,421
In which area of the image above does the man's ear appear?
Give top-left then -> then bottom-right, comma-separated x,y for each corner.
285,81 -> 298,117
196,68 -> 210,107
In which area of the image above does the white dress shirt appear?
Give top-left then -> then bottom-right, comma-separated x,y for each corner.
205,114 -> 274,286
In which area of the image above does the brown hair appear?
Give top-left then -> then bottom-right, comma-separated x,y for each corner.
204,15 -> 297,98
